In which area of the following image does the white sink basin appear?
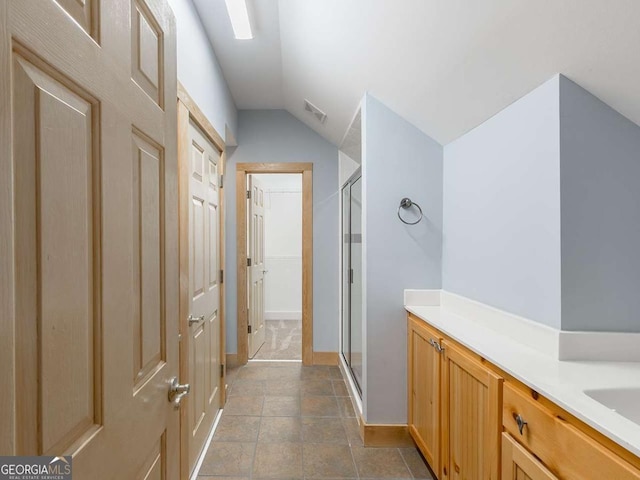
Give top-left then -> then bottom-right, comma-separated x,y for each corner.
584,388 -> 640,425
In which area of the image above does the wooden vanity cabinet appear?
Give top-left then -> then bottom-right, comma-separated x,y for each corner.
407,315 -> 503,480
441,339 -> 502,480
408,317 -> 442,475
501,432 -> 558,480
407,312 -> 640,480
503,382 -> 640,479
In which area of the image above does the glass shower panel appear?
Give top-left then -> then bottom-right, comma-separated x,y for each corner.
341,172 -> 363,396
349,177 -> 363,390
341,185 -> 351,367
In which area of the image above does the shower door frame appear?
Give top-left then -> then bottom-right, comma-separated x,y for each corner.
341,168 -> 363,395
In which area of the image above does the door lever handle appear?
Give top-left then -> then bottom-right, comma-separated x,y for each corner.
168,377 -> 190,410
188,314 -> 205,326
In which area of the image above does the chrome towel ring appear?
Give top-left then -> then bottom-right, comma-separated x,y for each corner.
397,197 -> 423,225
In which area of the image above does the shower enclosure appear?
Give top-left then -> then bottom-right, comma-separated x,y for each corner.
341,170 -> 363,394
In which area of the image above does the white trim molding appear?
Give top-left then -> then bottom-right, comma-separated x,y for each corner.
265,311 -> 302,321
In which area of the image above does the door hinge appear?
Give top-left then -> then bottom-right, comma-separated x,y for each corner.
220,269 -> 224,284
247,258 -> 252,267
248,324 -> 252,334
219,174 -> 224,188
246,190 -> 251,199
220,364 -> 225,377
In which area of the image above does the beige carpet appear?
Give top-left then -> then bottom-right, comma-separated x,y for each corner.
254,319 -> 302,360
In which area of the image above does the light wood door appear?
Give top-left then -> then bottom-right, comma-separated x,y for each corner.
441,340 -> 503,480
0,0 -> 180,478
501,433 -> 558,480
186,120 -> 222,473
407,317 -> 441,475
247,175 -> 266,358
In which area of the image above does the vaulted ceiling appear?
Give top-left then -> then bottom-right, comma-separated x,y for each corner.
192,0 -> 640,147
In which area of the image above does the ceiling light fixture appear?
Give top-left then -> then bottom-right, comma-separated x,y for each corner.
224,0 -> 253,40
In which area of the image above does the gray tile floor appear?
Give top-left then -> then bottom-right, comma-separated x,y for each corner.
197,362 -> 434,480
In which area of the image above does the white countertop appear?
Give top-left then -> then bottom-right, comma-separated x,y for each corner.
406,300 -> 640,458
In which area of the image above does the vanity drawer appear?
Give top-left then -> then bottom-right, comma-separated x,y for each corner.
503,382 -> 640,479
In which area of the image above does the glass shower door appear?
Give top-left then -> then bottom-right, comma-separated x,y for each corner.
341,173 -> 362,394
342,186 -> 351,370
349,177 -> 363,390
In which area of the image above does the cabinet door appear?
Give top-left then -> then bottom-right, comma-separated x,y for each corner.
501,433 -> 558,480
407,316 -> 441,474
441,340 -> 502,480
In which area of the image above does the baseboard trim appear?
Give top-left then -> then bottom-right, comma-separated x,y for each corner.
265,311 -> 302,321
312,351 -> 338,365
358,414 -> 415,447
226,353 -> 239,367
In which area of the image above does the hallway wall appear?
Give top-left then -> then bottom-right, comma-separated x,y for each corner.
168,0 -> 238,143
225,110 -> 339,354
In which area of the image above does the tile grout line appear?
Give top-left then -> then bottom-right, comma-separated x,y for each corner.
398,446 -> 417,479
348,437 -> 361,479
248,411 -> 262,480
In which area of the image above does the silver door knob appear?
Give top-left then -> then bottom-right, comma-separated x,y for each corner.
262,269 -> 269,274
188,314 -> 205,326
168,377 -> 190,410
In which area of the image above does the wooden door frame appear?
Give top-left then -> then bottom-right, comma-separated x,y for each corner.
177,82 -> 226,480
236,163 -> 314,365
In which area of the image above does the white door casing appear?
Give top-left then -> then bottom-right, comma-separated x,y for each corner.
187,119 -> 222,473
0,0 -> 180,478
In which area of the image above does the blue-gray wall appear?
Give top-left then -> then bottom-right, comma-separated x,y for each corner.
168,0 -> 238,142
560,76 -> 640,332
443,77 -> 562,329
225,110 -> 339,353
363,95 -> 443,423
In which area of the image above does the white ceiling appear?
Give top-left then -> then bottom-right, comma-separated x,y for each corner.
192,0 -> 640,147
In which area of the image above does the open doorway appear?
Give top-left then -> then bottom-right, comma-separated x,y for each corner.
236,162 -> 313,365
249,173 -> 302,360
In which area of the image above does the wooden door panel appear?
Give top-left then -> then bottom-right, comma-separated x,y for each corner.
448,362 -> 488,478
501,433 -> 557,480
208,202 -> 219,290
3,0 -> 179,477
55,0 -> 98,39
137,433 -> 166,480
132,0 -> 164,107
191,142 -> 205,183
208,312 -> 220,404
132,133 -> 165,386
442,341 -> 502,480
191,195 -> 206,300
186,120 -> 222,472
248,175 -> 266,357
13,51 -> 101,456
408,319 -> 440,474
191,323 -> 207,434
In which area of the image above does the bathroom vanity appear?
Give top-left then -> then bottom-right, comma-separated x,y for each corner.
406,291 -> 640,480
